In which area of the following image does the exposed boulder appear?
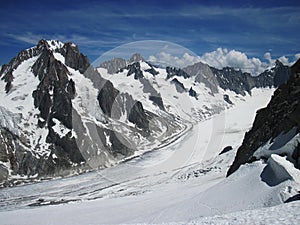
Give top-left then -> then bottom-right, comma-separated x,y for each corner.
223,94 -> 233,104
219,146 -> 233,155
189,87 -> 197,99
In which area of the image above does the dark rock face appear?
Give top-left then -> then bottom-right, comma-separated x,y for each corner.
285,194 -> 300,203
189,87 -> 197,99
227,59 -> 300,176
127,62 -> 144,79
101,57 -> 165,111
0,128 -> 18,173
219,146 -> 233,155
223,94 -> 233,104
97,80 -> 150,131
210,61 -> 291,95
182,60 -> 290,96
0,39 -> 48,93
128,101 -> 149,132
97,80 -> 120,117
30,42 -> 86,174
171,78 -> 186,93
149,96 -> 165,110
56,42 -> 90,74
96,127 -> 133,157
211,67 -> 251,95
128,53 -> 144,64
166,66 -> 190,80
145,67 -> 159,76
0,40 -> 89,180
273,60 -> 291,87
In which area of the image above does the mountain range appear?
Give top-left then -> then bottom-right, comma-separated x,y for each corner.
0,39 -> 294,187
1,39 -> 300,224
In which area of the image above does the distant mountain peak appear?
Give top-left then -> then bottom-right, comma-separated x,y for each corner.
100,53 -> 146,74
128,53 -> 144,63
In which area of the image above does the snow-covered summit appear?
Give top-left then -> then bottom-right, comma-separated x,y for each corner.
46,39 -> 64,50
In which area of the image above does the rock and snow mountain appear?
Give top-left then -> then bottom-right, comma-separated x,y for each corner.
99,53 -> 290,122
1,40 -> 300,224
0,40 -> 184,185
1,86 -> 300,224
228,58 -> 300,177
0,39 -> 292,186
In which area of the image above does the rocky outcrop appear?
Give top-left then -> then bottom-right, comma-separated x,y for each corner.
56,42 -> 90,74
171,78 -> 186,93
97,81 -> 150,132
97,80 -> 120,117
211,60 -> 290,95
272,60 -> 291,87
166,66 -> 190,80
127,62 -> 144,79
227,59 -> 300,176
128,101 -> 149,132
189,87 -> 197,99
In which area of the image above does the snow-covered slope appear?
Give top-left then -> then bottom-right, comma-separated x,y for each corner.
98,55 -> 290,124
99,60 -> 243,123
2,88 -> 295,225
0,40 -> 185,185
1,41 -> 299,225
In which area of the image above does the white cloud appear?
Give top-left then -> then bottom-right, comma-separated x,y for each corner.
200,48 -> 269,75
278,56 -> 289,65
264,52 -> 275,65
148,48 -> 300,75
148,51 -> 201,68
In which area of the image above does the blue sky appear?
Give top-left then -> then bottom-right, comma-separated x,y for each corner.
1,0 -> 300,69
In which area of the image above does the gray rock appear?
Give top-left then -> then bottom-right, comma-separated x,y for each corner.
171,78 -> 186,93
183,62 -> 219,94
100,58 -> 126,74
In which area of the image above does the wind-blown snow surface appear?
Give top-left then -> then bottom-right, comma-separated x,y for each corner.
2,88 -> 299,224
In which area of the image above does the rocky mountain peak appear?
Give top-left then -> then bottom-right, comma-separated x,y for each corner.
100,53 -> 145,74
275,59 -> 284,67
128,53 -> 144,63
